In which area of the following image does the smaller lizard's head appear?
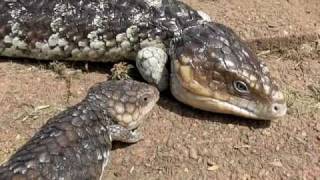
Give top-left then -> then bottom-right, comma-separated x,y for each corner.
170,22 -> 287,120
88,80 -> 159,130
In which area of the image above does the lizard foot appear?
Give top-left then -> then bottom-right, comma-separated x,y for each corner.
136,47 -> 169,91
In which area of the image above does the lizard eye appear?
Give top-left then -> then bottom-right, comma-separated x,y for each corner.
233,81 -> 249,93
140,94 -> 151,105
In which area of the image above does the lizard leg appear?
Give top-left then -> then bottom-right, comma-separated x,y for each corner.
108,125 -> 143,143
136,46 -> 169,91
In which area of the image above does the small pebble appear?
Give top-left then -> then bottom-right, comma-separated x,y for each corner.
189,147 -> 198,160
269,160 -> 283,167
258,169 -> 268,177
242,174 -> 251,180
262,130 -> 271,136
315,123 -> 320,132
207,165 -> 219,171
228,124 -> 235,129
166,138 -> 174,147
202,131 -> 208,137
129,166 -> 134,174
299,43 -> 314,55
207,159 -> 215,166
283,30 -> 289,36
15,134 -> 21,140
197,158 -> 202,164
113,172 -> 121,177
199,147 -> 209,156
181,147 -> 189,158
184,168 -> 189,172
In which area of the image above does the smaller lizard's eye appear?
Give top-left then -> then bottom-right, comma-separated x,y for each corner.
140,94 -> 151,105
233,81 -> 249,94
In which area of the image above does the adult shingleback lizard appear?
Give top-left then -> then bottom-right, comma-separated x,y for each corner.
0,0 -> 287,120
0,80 -> 159,180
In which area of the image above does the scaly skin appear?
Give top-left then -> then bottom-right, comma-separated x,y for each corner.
0,0 -> 287,120
170,23 -> 287,120
0,80 -> 159,180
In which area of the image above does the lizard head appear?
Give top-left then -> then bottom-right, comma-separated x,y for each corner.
170,22 -> 287,120
88,80 -> 159,130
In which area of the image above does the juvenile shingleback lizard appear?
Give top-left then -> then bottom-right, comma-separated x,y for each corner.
0,0 -> 287,120
0,80 -> 159,180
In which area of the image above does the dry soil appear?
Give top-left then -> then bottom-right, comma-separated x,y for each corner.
0,0 -> 320,179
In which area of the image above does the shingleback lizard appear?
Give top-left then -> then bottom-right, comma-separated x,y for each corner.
0,80 -> 159,180
0,0 -> 287,120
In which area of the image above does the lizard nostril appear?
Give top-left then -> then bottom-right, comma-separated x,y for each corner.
271,103 -> 287,117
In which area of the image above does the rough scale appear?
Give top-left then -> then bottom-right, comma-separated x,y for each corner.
0,0 -> 287,120
0,80 -> 159,180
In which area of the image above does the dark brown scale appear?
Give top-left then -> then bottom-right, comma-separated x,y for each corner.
0,0 -> 207,60
0,0 -> 271,98
2,110 -> 94,179
0,80 -> 159,180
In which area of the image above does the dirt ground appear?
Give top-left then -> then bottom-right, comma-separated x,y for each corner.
0,0 -> 320,179
184,0 -> 320,38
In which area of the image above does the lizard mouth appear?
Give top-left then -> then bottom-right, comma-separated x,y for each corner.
170,72 -> 287,120
130,126 -> 139,133
170,74 -> 257,119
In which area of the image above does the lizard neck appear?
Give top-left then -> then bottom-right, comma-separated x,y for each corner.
150,0 -> 204,39
81,97 -> 114,129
